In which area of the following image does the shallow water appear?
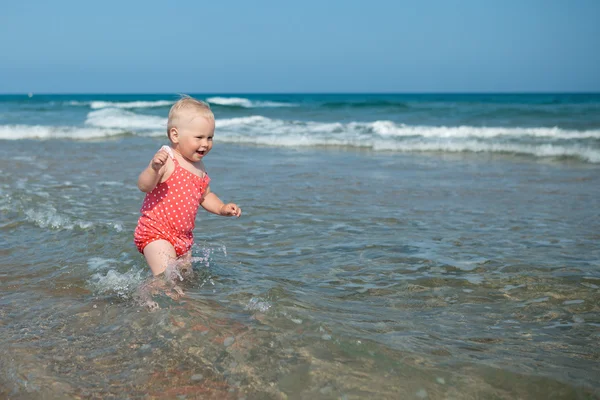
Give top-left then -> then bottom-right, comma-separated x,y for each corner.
1,136 -> 599,399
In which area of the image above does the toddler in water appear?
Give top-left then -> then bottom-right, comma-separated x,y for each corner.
134,96 -> 241,277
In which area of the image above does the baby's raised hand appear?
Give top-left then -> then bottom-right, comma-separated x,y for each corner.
151,149 -> 169,171
220,203 -> 242,218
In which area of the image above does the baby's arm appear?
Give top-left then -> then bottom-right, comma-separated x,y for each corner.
201,186 -> 242,217
137,149 -> 169,192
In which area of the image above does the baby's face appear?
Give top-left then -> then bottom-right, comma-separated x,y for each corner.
175,114 -> 215,162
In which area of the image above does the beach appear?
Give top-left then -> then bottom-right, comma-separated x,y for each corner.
0,93 -> 599,398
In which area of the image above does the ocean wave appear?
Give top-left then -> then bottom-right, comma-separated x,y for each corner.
0,108 -> 165,139
370,122 -> 600,139
206,97 -> 295,108
85,108 -> 166,130
215,132 -> 600,162
213,116 -> 600,162
68,100 -> 174,109
0,124 -> 127,140
372,140 -> 600,163
216,116 -> 600,140
91,100 -> 173,109
3,112 -> 599,162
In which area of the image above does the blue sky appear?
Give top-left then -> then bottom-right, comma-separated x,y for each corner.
1,0 -> 599,93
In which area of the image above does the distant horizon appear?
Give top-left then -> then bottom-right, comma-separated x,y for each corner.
2,91 -> 600,96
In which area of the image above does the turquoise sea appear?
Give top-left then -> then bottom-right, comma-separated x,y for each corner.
1,93 -> 599,399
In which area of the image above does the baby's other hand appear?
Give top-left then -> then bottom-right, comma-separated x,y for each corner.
151,149 -> 169,171
220,203 -> 242,218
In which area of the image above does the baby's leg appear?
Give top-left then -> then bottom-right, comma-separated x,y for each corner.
143,239 -> 177,276
142,240 -> 186,301
177,251 -> 194,278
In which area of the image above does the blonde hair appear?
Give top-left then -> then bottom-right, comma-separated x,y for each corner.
167,95 -> 214,138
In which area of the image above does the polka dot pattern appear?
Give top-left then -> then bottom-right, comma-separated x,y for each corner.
134,156 -> 210,256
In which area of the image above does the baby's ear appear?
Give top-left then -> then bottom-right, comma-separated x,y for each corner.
168,128 -> 179,143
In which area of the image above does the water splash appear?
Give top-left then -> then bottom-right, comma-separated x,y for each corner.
245,297 -> 272,313
88,268 -> 147,300
25,206 -> 93,230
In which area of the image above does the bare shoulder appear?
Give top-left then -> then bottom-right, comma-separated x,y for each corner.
172,152 -> 207,178
188,160 -> 207,178
196,160 -> 207,174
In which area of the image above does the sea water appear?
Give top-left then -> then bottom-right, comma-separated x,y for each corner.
0,93 -> 599,398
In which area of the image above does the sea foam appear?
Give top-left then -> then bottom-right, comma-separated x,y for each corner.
3,110 -> 599,162
90,100 -> 173,109
0,125 -> 124,140
68,100 -> 174,109
206,97 -> 295,108
88,268 -> 147,300
24,206 -> 93,230
85,108 -> 166,130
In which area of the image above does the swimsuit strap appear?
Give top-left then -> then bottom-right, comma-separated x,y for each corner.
160,145 -> 206,179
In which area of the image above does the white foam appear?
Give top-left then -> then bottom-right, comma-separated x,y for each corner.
0,124 -> 124,140
206,97 -> 295,108
23,206 -> 123,231
371,122 -> 600,139
372,140 -> 600,163
207,97 -> 253,107
90,100 -> 174,109
68,100 -> 173,109
216,115 -> 600,140
24,206 -> 93,230
88,268 -> 146,300
85,108 -> 166,130
3,112 -> 599,162
245,297 -> 272,312
87,257 -> 119,270
216,115 -> 272,127
212,116 -> 600,162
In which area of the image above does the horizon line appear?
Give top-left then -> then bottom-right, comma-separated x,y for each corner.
1,91 -> 600,96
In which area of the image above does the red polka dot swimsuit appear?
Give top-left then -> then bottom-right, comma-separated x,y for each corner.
134,147 -> 210,257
